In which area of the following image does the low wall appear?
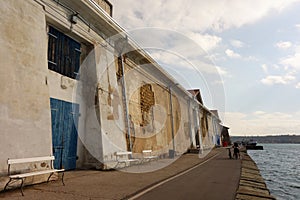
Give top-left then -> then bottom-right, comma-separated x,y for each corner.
235,151 -> 276,200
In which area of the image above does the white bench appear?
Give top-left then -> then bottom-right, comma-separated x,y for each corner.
115,152 -> 140,167
4,156 -> 65,196
142,150 -> 158,162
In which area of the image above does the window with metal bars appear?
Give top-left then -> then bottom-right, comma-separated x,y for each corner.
47,26 -> 81,79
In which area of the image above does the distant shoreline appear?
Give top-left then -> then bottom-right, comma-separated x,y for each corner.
231,135 -> 300,144
255,142 -> 300,144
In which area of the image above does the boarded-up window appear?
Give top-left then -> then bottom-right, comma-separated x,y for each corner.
47,26 -> 81,79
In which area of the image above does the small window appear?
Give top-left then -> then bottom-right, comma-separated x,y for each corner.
47,26 -> 81,79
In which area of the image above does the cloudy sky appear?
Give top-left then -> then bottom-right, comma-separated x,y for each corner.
109,0 -> 300,136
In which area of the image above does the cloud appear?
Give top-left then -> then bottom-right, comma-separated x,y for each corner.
187,33 -> 222,52
280,51 -> 300,70
110,0 -> 300,33
261,74 -> 295,85
230,39 -> 244,48
149,49 -> 225,77
261,64 -> 268,73
275,41 -> 292,49
225,49 -> 241,58
253,111 -> 266,115
261,46 -> 300,88
295,24 -> 300,31
224,111 -> 300,135
255,112 -> 293,120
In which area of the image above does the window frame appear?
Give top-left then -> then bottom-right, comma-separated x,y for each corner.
47,26 -> 81,79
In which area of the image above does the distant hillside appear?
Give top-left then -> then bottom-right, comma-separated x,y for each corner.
231,135 -> 300,144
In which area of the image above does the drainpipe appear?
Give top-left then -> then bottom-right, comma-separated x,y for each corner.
187,99 -> 193,147
211,116 -> 215,145
169,86 -> 175,158
198,107 -> 203,153
119,54 -> 132,152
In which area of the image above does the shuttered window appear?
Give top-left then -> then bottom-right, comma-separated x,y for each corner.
47,26 -> 81,79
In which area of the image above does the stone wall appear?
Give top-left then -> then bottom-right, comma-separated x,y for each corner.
236,151 -> 276,200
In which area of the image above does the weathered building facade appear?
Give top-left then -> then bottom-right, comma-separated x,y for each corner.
0,0 -> 224,189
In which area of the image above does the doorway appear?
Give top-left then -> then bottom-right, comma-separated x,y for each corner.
50,98 -> 79,170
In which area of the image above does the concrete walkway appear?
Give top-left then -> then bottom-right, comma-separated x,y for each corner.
133,149 -> 241,200
0,148 -> 241,200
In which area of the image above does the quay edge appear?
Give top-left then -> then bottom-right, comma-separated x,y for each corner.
235,150 -> 276,200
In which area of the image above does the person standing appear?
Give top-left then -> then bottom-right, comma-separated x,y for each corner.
233,143 -> 240,159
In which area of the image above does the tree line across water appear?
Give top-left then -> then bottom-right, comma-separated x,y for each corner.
231,135 -> 300,144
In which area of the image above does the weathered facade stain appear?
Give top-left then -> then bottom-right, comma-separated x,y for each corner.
0,0 -> 226,190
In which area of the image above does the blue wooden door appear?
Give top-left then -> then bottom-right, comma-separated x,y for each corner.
50,98 -> 79,170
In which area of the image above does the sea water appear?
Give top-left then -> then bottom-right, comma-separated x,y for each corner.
247,144 -> 300,200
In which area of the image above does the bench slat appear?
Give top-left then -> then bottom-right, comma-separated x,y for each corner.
142,150 -> 158,161
115,152 -> 140,166
116,152 -> 132,156
143,156 -> 158,159
9,169 -> 65,179
142,150 -> 152,153
8,156 -> 55,164
117,159 -> 139,162
5,156 -> 65,196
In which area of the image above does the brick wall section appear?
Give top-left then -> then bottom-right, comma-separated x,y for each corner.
140,84 -> 155,126
93,0 -> 113,16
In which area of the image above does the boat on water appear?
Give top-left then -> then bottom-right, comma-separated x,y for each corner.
246,145 -> 263,150
242,139 -> 264,150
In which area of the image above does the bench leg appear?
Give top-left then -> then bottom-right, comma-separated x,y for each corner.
47,172 -> 54,183
115,161 -> 126,168
4,178 -> 25,196
20,178 -> 25,196
4,178 -> 12,191
61,172 -> 65,186
47,172 -> 64,186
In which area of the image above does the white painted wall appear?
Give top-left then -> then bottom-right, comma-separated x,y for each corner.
95,45 -> 127,162
0,0 -> 224,175
0,1 -> 53,189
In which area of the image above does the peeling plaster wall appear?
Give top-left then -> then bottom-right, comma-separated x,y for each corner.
123,64 -> 172,156
188,102 -> 196,148
76,45 -> 104,167
42,0 -> 112,168
96,46 -> 127,162
129,83 -> 174,155
201,110 -> 215,148
122,58 -> 193,156
173,96 -> 191,154
0,0 -> 223,174
0,0 -> 113,176
0,0 -> 51,175
206,114 -> 214,147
